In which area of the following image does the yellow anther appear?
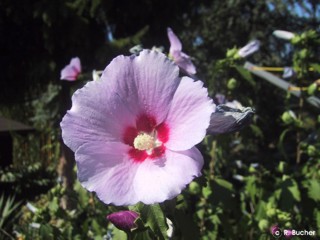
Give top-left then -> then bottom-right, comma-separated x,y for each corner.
133,133 -> 155,151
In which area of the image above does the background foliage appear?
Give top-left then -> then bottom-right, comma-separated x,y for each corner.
0,0 -> 319,239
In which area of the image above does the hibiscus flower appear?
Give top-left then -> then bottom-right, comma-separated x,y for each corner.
167,28 -> 196,75
61,50 -> 214,205
60,57 -> 81,81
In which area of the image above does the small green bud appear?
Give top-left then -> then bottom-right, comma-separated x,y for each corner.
197,209 -> 205,219
249,166 -> 256,173
258,219 -> 269,231
266,208 -> 276,217
291,35 -> 301,45
300,142 -> 307,149
281,111 -> 296,124
307,145 -> 316,157
278,213 -> 286,221
226,47 -> 238,58
227,78 -> 237,90
282,175 -> 290,181
278,211 -> 290,222
189,181 -> 201,195
298,49 -> 307,59
307,83 -> 317,95
202,184 -> 212,198
278,161 -> 287,173
285,222 -> 292,228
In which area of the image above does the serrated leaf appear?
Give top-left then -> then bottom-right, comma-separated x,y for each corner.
311,63 -> 320,73
306,179 -> 320,202
245,176 -> 258,204
254,200 -> 267,220
129,203 -> 167,240
39,224 -> 54,240
91,219 -> 102,235
48,197 -> 59,213
279,178 -> 301,210
287,179 -> 301,202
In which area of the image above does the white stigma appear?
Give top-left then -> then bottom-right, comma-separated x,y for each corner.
133,133 -> 155,151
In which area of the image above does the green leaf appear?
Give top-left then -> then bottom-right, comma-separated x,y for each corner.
130,203 -> 168,240
310,63 -> 320,73
235,65 -> 256,86
39,224 -> 54,240
307,83 -> 317,95
245,175 -> 258,198
91,219 -> 102,235
112,227 -> 127,240
279,178 -> 301,210
254,200 -> 267,220
48,196 -> 59,213
250,124 -> 264,138
278,128 -> 291,160
304,179 -> 320,202
288,180 -> 301,202
210,178 -> 235,207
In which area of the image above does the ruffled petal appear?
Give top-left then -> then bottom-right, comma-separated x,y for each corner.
61,80 -> 136,152
167,27 -> 182,53
132,147 -> 204,204
75,142 -> 140,206
165,77 -> 215,151
76,143 -> 203,205
207,105 -> 254,135
238,40 -> 260,58
70,57 -> 81,72
60,57 -> 81,81
174,52 -> 197,75
101,50 -> 180,124
60,65 -> 77,81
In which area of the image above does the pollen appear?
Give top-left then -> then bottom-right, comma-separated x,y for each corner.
133,133 -> 155,151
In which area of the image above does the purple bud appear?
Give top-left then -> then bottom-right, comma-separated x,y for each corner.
238,40 -> 260,58
207,104 -> 254,136
107,211 -> 139,232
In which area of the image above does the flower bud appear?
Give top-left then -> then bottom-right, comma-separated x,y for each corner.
272,30 -> 295,40
238,40 -> 260,58
307,145 -> 316,157
107,210 -> 139,232
307,83 -> 317,95
207,105 -> 254,136
281,110 -> 296,124
189,181 -> 201,194
226,47 -> 239,59
227,78 -> 237,90
266,208 -> 276,217
258,219 -> 269,231
278,161 -> 287,173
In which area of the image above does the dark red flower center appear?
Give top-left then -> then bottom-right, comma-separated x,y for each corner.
123,114 -> 169,162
